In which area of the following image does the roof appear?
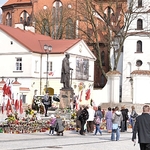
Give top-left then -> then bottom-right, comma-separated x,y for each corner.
131,70 -> 150,75
2,0 -> 31,7
0,24 -> 81,54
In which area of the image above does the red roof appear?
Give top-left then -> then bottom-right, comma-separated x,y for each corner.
3,0 -> 31,6
0,24 -> 81,54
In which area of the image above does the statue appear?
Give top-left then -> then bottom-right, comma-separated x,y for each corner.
60,53 -> 73,89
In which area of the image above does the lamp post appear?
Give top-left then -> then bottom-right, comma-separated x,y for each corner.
44,44 -> 52,91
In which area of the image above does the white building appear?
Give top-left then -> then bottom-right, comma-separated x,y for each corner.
0,24 -> 96,105
121,0 -> 150,104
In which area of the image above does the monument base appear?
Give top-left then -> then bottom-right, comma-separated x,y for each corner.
59,88 -> 74,109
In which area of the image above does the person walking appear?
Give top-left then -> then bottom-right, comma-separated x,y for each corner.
132,105 -> 150,150
105,107 -> 113,133
130,105 -> 138,132
78,105 -> 89,135
111,106 -> 123,141
43,91 -> 50,117
120,106 -> 128,132
94,106 -> 103,135
87,105 -> 95,133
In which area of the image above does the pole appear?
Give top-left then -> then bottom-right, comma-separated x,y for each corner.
46,52 -> 48,91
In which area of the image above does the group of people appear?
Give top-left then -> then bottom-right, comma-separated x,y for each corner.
75,105 -> 138,139
48,114 -> 65,136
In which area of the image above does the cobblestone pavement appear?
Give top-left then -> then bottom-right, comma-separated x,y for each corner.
0,128 -> 140,150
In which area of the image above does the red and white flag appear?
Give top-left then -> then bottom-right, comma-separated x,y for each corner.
49,70 -> 55,76
15,99 -> 19,111
19,99 -> 23,114
85,89 -> 91,100
2,79 -> 12,99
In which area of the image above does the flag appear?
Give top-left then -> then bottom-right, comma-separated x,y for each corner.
2,79 -> 12,99
1,101 -> 4,114
85,89 -> 91,100
19,99 -> 23,114
15,99 -> 19,111
49,71 -> 54,76
6,99 -> 11,115
79,90 -> 83,102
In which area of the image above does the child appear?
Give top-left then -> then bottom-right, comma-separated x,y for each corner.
49,114 -> 56,135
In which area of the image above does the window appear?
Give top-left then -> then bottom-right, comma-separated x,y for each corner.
136,60 -> 143,67
136,40 -> 142,52
21,94 -> 26,103
100,74 -> 105,88
6,12 -> 12,26
66,18 -> 74,39
16,58 -> 22,71
137,19 -> 143,30
35,60 -> 38,72
104,6 -> 113,25
101,51 -> 105,66
52,1 -> 63,39
46,61 -> 52,72
20,10 -> 30,26
41,19 -> 50,36
138,0 -> 142,7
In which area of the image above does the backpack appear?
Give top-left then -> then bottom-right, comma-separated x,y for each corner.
94,116 -> 101,124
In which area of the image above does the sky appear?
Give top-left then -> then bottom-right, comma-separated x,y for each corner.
0,0 -> 7,13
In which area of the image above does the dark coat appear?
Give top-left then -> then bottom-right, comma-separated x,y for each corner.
132,113 -> 150,143
55,118 -> 64,133
79,108 -> 89,122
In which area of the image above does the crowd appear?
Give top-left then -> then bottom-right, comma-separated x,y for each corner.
46,103 -> 150,150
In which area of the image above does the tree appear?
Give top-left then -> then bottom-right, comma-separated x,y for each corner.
33,2 -> 75,39
73,0 -> 143,88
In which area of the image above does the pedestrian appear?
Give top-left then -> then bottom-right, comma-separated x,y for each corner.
132,105 -> 150,150
43,91 -> 50,117
111,106 -> 123,141
120,106 -> 128,132
130,105 -> 138,132
94,106 -> 103,135
54,114 -> 65,136
105,107 -> 112,133
49,114 -> 56,135
87,105 -> 95,133
78,105 -> 89,135
76,105 -> 83,132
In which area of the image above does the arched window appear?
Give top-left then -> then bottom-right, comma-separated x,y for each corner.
104,6 -> 114,25
52,1 -> 63,39
41,19 -> 50,36
20,10 -> 30,26
137,19 -> 143,30
101,51 -> 105,66
6,12 -> 12,26
136,40 -> 142,52
138,0 -> 142,7
66,18 -> 74,39
100,74 -> 105,88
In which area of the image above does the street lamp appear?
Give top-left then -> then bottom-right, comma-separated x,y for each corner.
44,44 -> 52,91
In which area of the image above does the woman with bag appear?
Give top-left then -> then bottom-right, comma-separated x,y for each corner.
94,106 -> 103,135
111,106 -> 123,141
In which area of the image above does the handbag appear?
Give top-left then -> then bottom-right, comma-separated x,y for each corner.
112,124 -> 118,130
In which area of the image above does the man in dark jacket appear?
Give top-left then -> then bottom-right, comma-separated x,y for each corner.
132,105 -> 150,150
79,105 -> 89,135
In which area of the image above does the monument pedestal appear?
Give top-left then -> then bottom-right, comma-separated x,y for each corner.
59,88 -> 74,109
